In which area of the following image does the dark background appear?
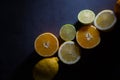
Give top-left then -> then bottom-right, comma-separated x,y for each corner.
1,0 -> 120,80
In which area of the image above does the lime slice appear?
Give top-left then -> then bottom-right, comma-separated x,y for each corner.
94,10 -> 117,31
78,9 -> 95,24
59,24 -> 76,41
58,41 -> 81,64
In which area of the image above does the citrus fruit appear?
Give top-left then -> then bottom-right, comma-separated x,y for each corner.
59,24 -> 76,41
76,25 -> 100,49
94,9 -> 117,31
33,57 -> 59,80
78,9 -> 95,24
34,32 -> 59,57
114,0 -> 120,19
58,41 -> 81,64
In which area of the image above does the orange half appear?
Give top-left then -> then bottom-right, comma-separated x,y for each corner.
34,32 -> 59,57
114,0 -> 120,19
76,25 -> 101,49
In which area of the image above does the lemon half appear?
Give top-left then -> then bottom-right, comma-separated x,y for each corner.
58,41 -> 81,64
94,10 -> 117,31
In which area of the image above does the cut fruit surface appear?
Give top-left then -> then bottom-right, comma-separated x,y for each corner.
34,32 -> 59,57
94,10 -> 117,31
78,9 -> 95,24
76,25 -> 101,49
59,24 -> 76,41
58,41 -> 81,64
114,0 -> 120,19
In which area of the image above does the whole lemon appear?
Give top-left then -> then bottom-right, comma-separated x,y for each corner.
33,57 -> 59,80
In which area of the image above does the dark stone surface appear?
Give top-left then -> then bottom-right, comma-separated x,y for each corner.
1,0 -> 119,80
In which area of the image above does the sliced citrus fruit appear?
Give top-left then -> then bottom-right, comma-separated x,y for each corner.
114,0 -> 120,19
94,10 -> 117,31
33,57 -> 59,80
59,24 -> 76,41
58,41 -> 81,64
76,25 -> 100,49
78,9 -> 95,24
34,32 -> 59,57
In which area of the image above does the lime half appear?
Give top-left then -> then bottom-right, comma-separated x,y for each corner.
78,9 -> 95,24
59,24 -> 76,41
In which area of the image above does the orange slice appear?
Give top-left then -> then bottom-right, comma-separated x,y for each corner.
114,0 -> 120,19
58,41 -> 81,64
76,25 -> 101,49
34,32 -> 59,57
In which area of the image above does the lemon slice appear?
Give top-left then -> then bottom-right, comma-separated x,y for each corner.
34,32 -> 59,57
59,24 -> 76,41
58,41 -> 81,64
78,9 -> 95,24
94,10 -> 117,31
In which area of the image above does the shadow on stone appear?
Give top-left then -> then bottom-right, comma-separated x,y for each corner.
11,50 -> 43,80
